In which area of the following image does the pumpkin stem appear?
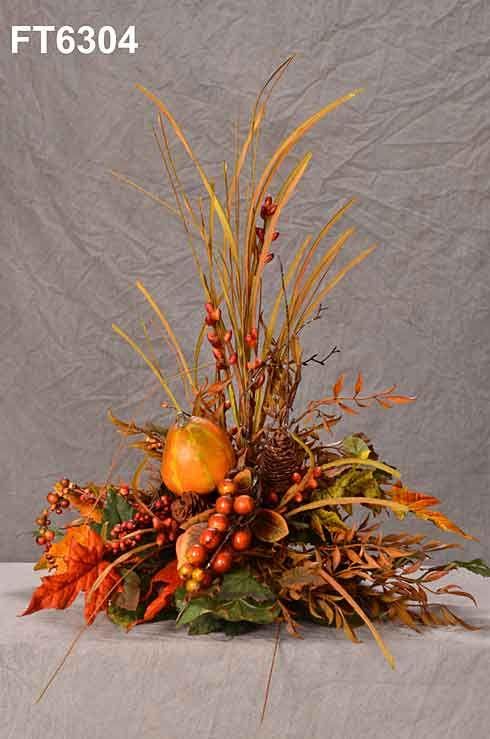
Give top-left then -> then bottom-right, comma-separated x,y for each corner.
175,411 -> 191,428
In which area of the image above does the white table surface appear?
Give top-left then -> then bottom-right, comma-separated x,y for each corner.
1,563 -> 489,739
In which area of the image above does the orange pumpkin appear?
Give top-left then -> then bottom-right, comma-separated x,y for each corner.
161,414 -> 235,495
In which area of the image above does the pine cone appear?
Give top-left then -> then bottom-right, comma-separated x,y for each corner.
259,428 -> 303,493
170,493 -> 208,524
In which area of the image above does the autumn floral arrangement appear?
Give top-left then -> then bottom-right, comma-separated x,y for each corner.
23,59 -> 489,669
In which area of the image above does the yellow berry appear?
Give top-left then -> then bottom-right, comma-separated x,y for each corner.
191,568 -> 206,582
185,578 -> 201,593
178,563 -> 194,580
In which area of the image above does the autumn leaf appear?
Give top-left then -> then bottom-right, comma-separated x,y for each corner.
176,522 -> 207,566
354,371 -> 363,395
23,528 -> 121,624
387,486 -> 440,510
142,560 -> 181,622
34,524 -> 93,573
384,395 -> 416,404
65,493 -> 103,522
415,510 -> 476,541
251,509 -> 289,542
332,373 -> 345,398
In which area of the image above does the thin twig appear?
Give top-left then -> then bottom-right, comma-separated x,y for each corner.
35,625 -> 87,703
260,621 -> 281,724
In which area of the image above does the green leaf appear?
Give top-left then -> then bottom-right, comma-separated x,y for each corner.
325,469 -> 381,500
176,569 -> 279,629
103,487 -> 135,533
316,510 -> 348,531
187,613 -> 258,636
176,596 -> 214,626
212,598 -> 279,623
446,558 -> 490,577
187,613 -> 223,635
107,603 -> 139,630
341,434 -> 370,459
218,568 -> 275,602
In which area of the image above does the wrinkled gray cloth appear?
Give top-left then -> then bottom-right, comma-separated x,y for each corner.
1,0 -> 489,563
1,563 -> 490,739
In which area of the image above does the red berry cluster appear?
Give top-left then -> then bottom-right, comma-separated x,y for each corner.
179,477 -> 256,593
46,478 -> 72,515
290,466 -> 323,504
107,494 -> 177,554
204,304 -> 238,371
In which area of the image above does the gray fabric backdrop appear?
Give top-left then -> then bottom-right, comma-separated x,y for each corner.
1,0 -> 489,561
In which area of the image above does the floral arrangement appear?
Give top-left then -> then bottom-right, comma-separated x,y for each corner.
23,59 -> 488,672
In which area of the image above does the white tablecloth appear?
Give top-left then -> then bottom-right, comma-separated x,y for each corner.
1,563 -> 489,739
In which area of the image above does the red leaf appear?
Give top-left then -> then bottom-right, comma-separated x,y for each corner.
22,529 -> 122,625
354,371 -> 363,395
142,560 -> 181,622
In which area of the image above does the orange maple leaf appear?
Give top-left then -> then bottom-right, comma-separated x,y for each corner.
142,560 -> 181,622
34,524 -> 93,573
22,529 -> 122,624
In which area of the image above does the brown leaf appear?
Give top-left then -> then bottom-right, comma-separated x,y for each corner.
252,509 -> 289,543
415,510 -> 476,540
388,487 -> 440,510
234,467 -> 253,491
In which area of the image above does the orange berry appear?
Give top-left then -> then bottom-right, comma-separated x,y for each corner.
187,544 -> 207,566
215,496 -> 234,515
199,528 -> 222,550
293,492 -> 304,503
232,528 -> 252,551
292,472 -> 302,484
313,466 -> 323,478
212,550 -> 233,574
208,513 -> 230,533
233,495 -> 255,515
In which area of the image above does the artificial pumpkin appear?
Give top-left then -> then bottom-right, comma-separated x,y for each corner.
161,414 -> 235,495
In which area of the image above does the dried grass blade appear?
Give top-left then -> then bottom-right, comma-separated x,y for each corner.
136,84 -> 239,267
112,323 -> 181,411
319,568 -> 395,668
136,281 -> 195,393
296,244 -> 377,330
